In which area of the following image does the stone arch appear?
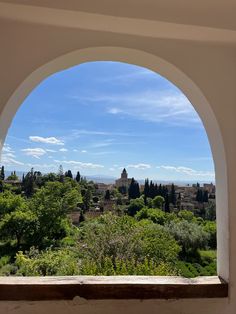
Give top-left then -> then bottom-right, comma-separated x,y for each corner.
0,46 -> 228,280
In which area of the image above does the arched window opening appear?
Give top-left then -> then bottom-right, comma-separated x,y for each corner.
0,61 -> 218,278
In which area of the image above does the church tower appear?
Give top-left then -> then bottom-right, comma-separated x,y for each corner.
121,168 -> 128,179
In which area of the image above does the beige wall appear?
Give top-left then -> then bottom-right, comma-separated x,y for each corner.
0,1 -> 236,313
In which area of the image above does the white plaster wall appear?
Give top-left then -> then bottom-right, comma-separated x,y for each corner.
0,7 -> 235,313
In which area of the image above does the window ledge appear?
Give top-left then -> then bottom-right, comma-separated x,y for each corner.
0,276 -> 227,300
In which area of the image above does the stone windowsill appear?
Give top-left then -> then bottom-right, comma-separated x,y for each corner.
0,276 -> 228,300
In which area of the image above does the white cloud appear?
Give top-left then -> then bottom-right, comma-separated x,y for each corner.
46,149 -> 57,153
26,163 -> 57,169
93,68 -> 159,84
54,160 -> 104,169
29,136 -> 64,145
81,150 -> 87,153
127,163 -> 151,170
1,144 -> 24,166
91,139 -> 114,148
21,148 -> 47,159
1,155 -> 24,166
2,144 -> 14,153
107,108 -> 122,115
157,165 -> 215,177
59,148 -> 68,152
73,91 -> 201,126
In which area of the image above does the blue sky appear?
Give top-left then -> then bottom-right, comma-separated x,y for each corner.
1,61 -> 215,182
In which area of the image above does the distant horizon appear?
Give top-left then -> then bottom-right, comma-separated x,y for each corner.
1,62 -> 215,181
2,169 -> 215,186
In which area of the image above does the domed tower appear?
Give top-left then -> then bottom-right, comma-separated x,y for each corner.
121,168 -> 128,179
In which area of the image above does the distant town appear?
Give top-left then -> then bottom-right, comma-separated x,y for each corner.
2,166 -> 215,223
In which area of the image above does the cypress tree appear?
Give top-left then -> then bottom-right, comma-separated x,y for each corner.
65,170 -> 73,179
104,189 -> 111,200
75,171 -> 81,182
164,193 -> 170,212
144,179 -> 149,200
58,165 -> 64,183
203,190 -> 209,202
128,178 -> 140,199
0,166 -> 5,180
149,181 -> 155,198
170,183 -> 176,205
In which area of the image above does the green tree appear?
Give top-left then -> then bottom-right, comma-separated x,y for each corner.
29,181 -> 76,247
152,195 -> 165,209
7,171 -> 18,181
135,207 -> 166,225
22,168 -> 35,197
83,189 -> 92,211
203,221 -> 216,249
127,197 -> 145,216
58,165 -> 64,183
166,220 -> 209,256
0,208 -> 36,248
0,191 -> 27,217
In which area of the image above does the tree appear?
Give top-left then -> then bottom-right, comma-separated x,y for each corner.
75,171 -> 81,183
128,178 -> 140,199
152,195 -> 165,209
149,181 -> 155,199
104,190 -> 111,200
65,170 -> 73,179
203,190 -> 209,202
0,191 -> 28,217
164,193 -> 170,213
127,197 -> 145,216
7,171 -> 18,181
118,186 -> 127,195
166,220 -> 209,256
196,189 -> 203,203
203,221 -> 216,249
135,207 -> 166,225
143,179 -> 149,203
0,166 -> 5,180
205,202 -> 216,221
58,165 -> 64,183
83,189 -> 92,211
170,184 -> 176,205
22,168 -> 35,197
0,209 -> 36,248
29,181 -> 77,247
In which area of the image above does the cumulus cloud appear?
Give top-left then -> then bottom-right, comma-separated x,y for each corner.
54,160 -> 104,169
127,163 -> 151,170
157,165 -> 215,177
21,148 -> 47,159
29,136 -> 64,145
